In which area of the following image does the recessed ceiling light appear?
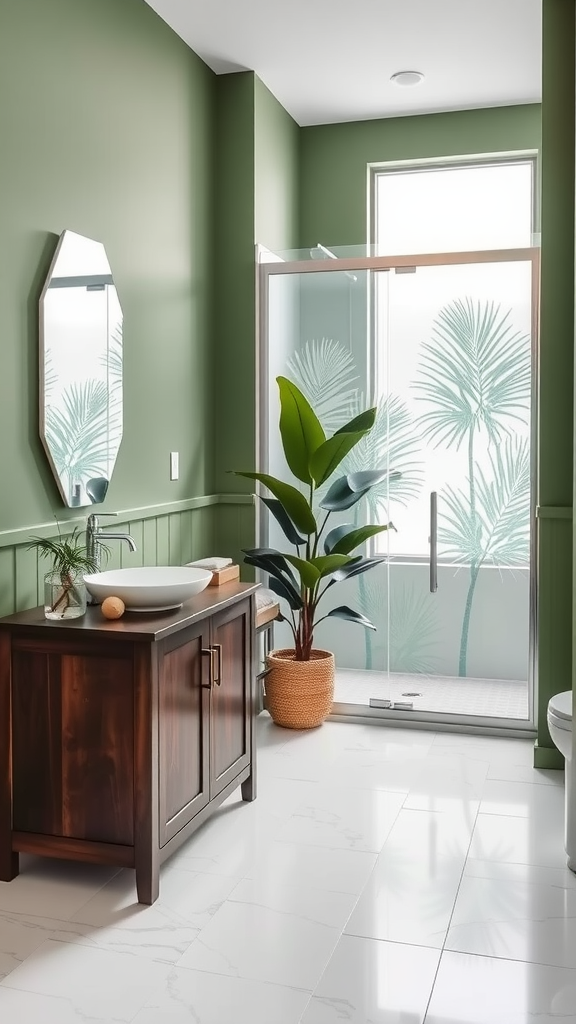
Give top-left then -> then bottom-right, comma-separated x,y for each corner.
390,70 -> 424,87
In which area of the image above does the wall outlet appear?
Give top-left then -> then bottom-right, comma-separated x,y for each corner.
170,451 -> 179,481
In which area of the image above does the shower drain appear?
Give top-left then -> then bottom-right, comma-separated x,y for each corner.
401,691 -> 422,697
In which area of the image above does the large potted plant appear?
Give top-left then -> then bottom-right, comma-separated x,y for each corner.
235,376 -> 395,728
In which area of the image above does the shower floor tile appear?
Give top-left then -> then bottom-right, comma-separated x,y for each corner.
334,668 -> 529,720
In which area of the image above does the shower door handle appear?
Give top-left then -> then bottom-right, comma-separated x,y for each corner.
429,491 -> 438,593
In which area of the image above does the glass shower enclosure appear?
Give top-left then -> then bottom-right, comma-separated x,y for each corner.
258,246 -> 539,731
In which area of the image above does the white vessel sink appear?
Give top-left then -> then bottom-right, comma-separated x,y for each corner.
83,566 -> 212,612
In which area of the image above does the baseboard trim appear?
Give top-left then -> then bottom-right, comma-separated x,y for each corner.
533,741 -> 565,770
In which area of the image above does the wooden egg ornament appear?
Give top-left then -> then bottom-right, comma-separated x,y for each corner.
101,596 -> 125,620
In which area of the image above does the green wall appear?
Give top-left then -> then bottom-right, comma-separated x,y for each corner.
0,0 -> 215,534
212,73 -> 300,564
299,104 -> 541,247
254,76 -> 300,253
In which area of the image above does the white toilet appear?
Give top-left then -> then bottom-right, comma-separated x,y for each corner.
547,690 -> 575,871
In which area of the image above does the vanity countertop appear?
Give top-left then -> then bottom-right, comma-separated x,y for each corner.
0,580 -> 259,643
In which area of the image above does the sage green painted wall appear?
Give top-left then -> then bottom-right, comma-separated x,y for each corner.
212,72 -> 256,498
254,76 -> 300,252
299,104 -> 541,247
213,73 -> 300,562
536,0 -> 574,766
0,0 -> 215,535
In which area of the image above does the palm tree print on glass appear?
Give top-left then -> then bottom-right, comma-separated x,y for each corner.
357,572 -> 440,674
413,297 -> 531,677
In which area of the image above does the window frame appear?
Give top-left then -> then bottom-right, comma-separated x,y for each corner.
368,151 -> 539,255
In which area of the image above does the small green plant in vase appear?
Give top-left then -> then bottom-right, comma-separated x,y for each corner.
28,527 -> 101,620
234,376 -> 397,728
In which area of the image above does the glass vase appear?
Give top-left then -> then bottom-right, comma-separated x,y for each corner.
44,570 -> 87,620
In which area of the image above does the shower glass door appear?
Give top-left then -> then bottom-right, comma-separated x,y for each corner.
260,246 -> 537,727
369,253 -> 535,722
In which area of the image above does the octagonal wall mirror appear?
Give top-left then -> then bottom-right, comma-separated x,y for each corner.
40,230 -> 123,507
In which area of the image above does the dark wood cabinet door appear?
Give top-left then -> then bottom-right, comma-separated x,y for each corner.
209,599 -> 251,799
11,641 -> 134,845
158,624 -> 210,846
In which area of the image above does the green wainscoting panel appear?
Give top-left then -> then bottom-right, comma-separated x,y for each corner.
214,502 -> 256,576
536,515 -> 573,762
0,500 -> 219,618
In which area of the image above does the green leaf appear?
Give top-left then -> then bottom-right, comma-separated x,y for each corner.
309,554 -> 354,577
319,469 -> 393,511
334,407 -> 377,435
283,554 -> 321,589
277,376 -> 325,484
348,470 -> 398,492
309,431 -> 366,486
324,523 -> 393,555
234,472 -> 316,534
259,497 -> 306,546
319,477 -> 371,511
242,548 -> 301,592
267,575 -> 303,610
328,556 -> 388,584
324,606 -> 377,630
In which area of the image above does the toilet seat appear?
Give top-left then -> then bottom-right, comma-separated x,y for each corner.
548,690 -> 572,729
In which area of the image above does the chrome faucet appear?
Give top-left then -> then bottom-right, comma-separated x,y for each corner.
86,513 -> 137,572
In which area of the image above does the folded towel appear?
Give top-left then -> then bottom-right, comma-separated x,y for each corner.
186,557 -> 233,571
256,588 -> 279,609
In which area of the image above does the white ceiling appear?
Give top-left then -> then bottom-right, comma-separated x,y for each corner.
143,0 -> 542,127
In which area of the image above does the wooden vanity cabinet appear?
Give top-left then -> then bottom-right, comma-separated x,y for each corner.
0,582 -> 258,904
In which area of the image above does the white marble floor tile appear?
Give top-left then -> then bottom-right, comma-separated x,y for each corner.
486,762 -> 565,786
0,857 -> 119,920
464,857 -> 576,889
258,749 -> 338,783
276,786 -> 405,853
64,865 -> 241,962
226,775 -> 321,820
167,801 -> 283,876
332,724 -> 436,757
301,935 -> 440,1024
0,986 -> 111,1024
345,809 -> 472,947
425,950 -> 576,1023
246,840 -> 377,895
0,939 -> 171,1021
403,754 -> 488,814
133,966 -> 311,1024
176,885 -> 346,991
0,912 -> 64,982
228,877 -> 357,927
446,872 -> 576,968
468,811 -> 568,869
431,732 -> 535,765
479,777 -> 566,820
327,749 -> 427,794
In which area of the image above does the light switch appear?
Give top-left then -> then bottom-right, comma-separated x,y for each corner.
170,451 -> 179,480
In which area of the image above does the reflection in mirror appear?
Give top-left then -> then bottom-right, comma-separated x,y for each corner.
40,230 -> 123,507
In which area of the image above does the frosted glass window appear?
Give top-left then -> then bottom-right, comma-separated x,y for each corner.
374,160 -> 534,255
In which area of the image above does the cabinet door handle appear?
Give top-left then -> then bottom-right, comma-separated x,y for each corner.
212,644 -> 222,685
201,648 -> 214,688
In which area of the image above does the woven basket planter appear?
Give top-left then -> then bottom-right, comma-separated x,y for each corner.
264,648 -> 335,729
